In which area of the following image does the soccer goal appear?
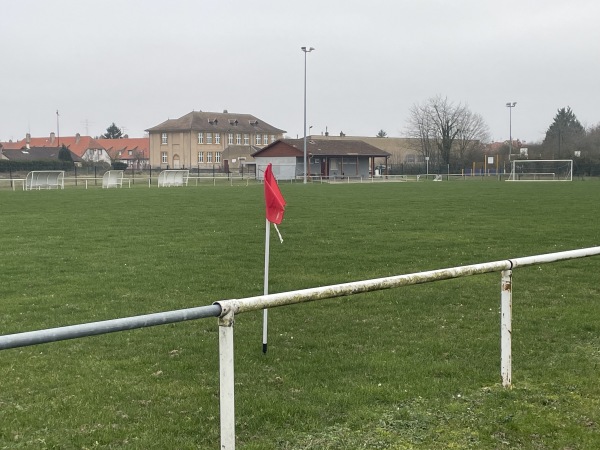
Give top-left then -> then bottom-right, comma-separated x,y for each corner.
157,169 -> 189,187
25,171 -> 65,190
506,160 -> 573,181
102,170 -> 124,188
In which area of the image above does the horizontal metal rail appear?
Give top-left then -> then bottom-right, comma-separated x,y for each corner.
2,247 -> 599,351
0,304 -> 222,350
214,246 -> 600,316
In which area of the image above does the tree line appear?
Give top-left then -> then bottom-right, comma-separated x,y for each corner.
402,96 -> 600,175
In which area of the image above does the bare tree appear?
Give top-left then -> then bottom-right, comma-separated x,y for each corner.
407,95 -> 490,168
455,111 -> 490,166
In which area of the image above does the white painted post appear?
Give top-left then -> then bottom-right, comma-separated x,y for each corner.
501,269 -> 512,388
219,309 -> 235,450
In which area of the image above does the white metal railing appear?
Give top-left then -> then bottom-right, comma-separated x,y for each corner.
1,246 -> 600,449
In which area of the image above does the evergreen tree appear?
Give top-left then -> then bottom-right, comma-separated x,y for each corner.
58,144 -> 73,163
543,107 -> 585,158
101,122 -> 123,139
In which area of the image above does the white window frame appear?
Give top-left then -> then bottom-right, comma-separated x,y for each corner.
255,134 -> 261,145
161,133 -> 168,145
161,152 -> 168,163
198,132 -> 204,144
207,152 -> 213,163
216,152 -> 221,163
263,134 -> 268,145
271,135 -> 276,143
243,134 -> 249,145
215,133 -> 221,144
228,133 -> 234,145
236,133 -> 241,145
207,133 -> 213,144
198,151 -> 204,163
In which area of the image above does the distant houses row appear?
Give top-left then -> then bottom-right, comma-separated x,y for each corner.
1,110 -> 429,180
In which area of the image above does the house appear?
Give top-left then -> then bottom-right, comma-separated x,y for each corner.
252,138 -> 390,180
5,133 -> 111,164
0,146 -> 83,164
146,110 -> 286,171
98,137 -> 150,169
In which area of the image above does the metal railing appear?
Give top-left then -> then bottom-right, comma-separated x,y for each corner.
2,246 -> 600,449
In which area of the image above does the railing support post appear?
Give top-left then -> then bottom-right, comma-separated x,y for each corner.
501,269 -> 512,388
219,307 -> 236,450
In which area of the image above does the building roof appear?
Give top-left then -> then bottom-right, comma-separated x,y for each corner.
5,134 -> 105,158
252,138 -> 391,158
146,110 -> 286,135
1,146 -> 83,162
97,137 -> 150,160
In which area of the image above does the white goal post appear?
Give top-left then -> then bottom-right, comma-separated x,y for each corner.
25,171 -> 65,190
506,159 -> 573,181
157,170 -> 189,187
102,170 -> 124,188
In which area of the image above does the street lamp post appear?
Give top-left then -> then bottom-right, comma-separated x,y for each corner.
302,46 -> 315,184
506,102 -> 517,158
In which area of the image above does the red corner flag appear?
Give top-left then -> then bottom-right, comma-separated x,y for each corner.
264,163 -> 286,225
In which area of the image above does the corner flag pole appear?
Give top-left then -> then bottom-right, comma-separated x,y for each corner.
261,163 -> 286,355
262,218 -> 270,354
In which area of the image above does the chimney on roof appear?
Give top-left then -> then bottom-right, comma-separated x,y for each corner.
223,109 -> 228,113
26,133 -> 31,144
50,132 -> 56,144
76,133 -> 80,144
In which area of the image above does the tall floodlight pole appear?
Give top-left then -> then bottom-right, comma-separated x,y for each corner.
302,46 -> 315,184
506,102 -> 517,158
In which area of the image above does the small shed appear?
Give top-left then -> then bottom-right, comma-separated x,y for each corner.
252,138 -> 390,180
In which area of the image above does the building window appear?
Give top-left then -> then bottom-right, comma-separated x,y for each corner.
215,133 -> 220,144
198,132 -> 204,144
228,133 -> 233,145
236,133 -> 241,145
128,150 -> 133,155
263,134 -> 268,145
198,151 -> 204,163
207,152 -> 213,163
255,134 -> 261,145
271,135 -> 275,143
161,152 -> 168,163
207,133 -> 213,144
216,152 -> 221,163
161,133 -> 168,145
243,134 -> 249,145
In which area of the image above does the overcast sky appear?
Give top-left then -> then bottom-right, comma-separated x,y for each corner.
2,0 -> 599,144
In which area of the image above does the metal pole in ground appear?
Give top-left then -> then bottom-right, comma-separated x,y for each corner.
501,269 -> 512,388
218,307 -> 236,450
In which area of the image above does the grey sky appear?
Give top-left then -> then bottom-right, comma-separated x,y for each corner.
2,0 -> 599,144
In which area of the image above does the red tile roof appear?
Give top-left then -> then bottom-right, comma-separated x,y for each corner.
97,138 -> 149,160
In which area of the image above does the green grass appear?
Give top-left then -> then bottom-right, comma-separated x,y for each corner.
1,179 -> 600,449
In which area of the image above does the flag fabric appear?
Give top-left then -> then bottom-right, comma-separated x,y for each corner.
264,163 -> 286,225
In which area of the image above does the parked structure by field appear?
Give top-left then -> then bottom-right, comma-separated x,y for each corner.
252,138 -> 390,180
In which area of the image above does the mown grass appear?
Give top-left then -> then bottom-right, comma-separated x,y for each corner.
1,179 -> 600,449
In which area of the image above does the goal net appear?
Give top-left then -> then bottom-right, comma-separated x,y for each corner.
157,169 -> 189,187
507,160 -> 572,181
102,170 -> 124,188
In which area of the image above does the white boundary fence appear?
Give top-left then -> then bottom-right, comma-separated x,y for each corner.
1,246 -> 600,449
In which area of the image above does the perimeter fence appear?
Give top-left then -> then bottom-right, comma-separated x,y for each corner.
1,247 -> 600,449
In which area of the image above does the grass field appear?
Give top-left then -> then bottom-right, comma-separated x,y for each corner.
1,179 -> 600,449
